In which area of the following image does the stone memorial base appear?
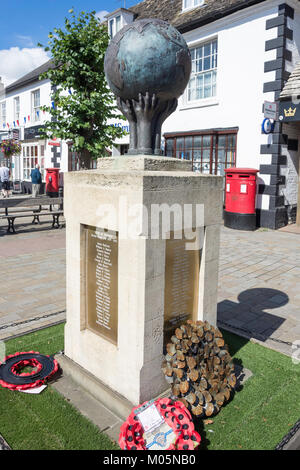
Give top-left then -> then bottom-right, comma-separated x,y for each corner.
63,155 -> 223,411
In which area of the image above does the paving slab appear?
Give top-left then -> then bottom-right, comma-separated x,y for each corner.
217,226 -> 300,357
0,215 -> 300,364
0,218 -> 66,333
52,374 -> 122,444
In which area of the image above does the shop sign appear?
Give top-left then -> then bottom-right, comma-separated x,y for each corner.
0,133 -> 9,141
48,137 -> 61,147
110,121 -> 130,133
24,125 -> 45,140
279,100 -> 300,122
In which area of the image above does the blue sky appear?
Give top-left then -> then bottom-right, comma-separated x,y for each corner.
0,0 -> 139,86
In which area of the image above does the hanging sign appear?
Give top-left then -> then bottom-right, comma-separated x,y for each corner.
261,118 -> 274,134
278,100 -> 300,122
48,137 -> 61,147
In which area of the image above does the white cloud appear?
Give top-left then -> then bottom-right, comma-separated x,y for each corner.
0,47 -> 50,87
95,10 -> 109,22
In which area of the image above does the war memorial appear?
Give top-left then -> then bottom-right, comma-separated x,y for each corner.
59,19 -> 225,443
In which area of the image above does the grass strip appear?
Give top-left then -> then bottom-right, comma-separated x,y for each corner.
1,324 -> 300,449
200,330 -> 300,450
0,324 -> 119,450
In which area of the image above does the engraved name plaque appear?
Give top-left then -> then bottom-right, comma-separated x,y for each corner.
84,226 -> 118,344
164,232 -> 201,342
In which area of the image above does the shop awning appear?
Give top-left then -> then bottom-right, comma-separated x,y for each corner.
279,61 -> 300,122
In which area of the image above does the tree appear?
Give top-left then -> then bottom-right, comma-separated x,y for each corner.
38,9 -> 125,168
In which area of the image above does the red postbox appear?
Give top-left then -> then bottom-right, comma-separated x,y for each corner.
46,168 -> 60,197
224,168 -> 259,231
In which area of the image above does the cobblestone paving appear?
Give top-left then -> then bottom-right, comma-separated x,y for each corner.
217,226 -> 300,356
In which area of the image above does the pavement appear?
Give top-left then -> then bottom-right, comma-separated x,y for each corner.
0,211 -> 299,355
0,208 -> 300,450
217,226 -> 300,357
0,212 -> 66,340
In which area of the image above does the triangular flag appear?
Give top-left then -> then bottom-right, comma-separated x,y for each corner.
17,120 -> 19,126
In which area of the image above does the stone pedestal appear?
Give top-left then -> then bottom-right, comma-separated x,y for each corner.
64,156 -> 223,409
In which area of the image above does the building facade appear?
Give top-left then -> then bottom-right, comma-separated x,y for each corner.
0,61 -> 70,193
106,0 -> 300,229
1,0 -> 299,228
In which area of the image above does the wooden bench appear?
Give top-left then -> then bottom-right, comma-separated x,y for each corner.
0,196 -> 64,233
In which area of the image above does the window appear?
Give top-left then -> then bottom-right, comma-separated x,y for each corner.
109,19 -> 114,38
14,97 -> 20,122
108,15 -> 122,38
115,16 -> 121,34
31,89 -> 41,122
1,101 -> 6,125
188,40 -> 217,102
164,130 -> 237,176
183,0 -> 204,11
22,143 -> 45,180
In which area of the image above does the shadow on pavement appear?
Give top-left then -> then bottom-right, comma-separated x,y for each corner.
0,220 -> 65,237
217,287 -> 289,344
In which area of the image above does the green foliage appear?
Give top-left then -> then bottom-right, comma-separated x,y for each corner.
38,10 -> 125,164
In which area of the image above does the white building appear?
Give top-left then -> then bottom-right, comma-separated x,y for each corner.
0,59 -> 126,191
0,61 -> 70,193
106,0 -> 300,229
1,0 -> 299,229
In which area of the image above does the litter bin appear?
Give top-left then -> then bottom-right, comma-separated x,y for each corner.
46,168 -> 59,198
224,168 -> 259,231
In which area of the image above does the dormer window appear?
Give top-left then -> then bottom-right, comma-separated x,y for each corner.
106,8 -> 135,39
109,15 -> 122,38
116,15 -> 121,34
182,0 -> 204,11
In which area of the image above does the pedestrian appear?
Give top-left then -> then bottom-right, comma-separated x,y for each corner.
31,164 -> 42,198
0,161 -> 10,198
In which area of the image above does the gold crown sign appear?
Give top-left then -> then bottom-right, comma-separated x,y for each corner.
284,107 -> 297,117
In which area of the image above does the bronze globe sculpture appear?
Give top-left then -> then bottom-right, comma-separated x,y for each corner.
104,19 -> 191,155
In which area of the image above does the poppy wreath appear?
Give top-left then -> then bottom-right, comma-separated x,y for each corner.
119,397 -> 201,450
0,351 -> 59,391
